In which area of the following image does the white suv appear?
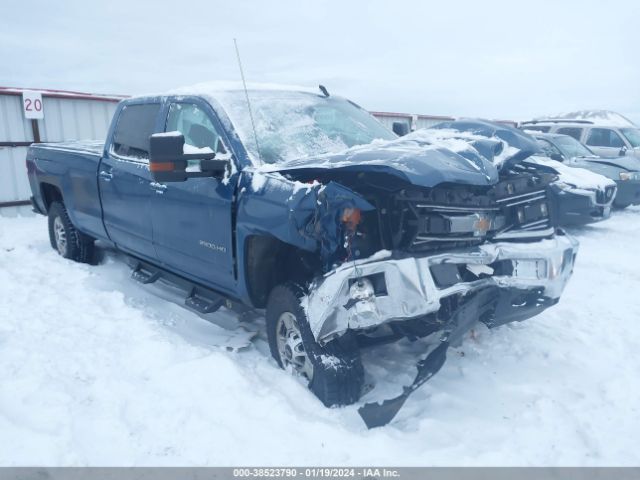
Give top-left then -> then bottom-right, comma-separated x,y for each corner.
520,120 -> 640,159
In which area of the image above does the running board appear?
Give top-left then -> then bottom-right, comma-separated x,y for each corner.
185,289 -> 224,314
128,257 -> 231,316
131,263 -> 161,284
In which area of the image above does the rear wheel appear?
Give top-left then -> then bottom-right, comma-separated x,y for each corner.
48,201 -> 94,263
266,283 -> 364,407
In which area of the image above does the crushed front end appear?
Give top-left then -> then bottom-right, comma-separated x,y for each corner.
304,168 -> 578,344
298,164 -> 578,427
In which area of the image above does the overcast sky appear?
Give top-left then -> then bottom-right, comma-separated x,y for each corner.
2,0 -> 638,123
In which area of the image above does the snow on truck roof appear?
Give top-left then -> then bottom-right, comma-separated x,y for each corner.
125,82 -> 324,101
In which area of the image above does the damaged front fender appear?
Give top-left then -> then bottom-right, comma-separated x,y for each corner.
236,170 -> 374,268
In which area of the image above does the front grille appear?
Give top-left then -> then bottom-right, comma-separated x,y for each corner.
398,176 -> 553,252
596,185 -> 616,204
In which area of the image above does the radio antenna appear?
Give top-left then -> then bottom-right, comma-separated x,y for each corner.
233,38 -> 261,162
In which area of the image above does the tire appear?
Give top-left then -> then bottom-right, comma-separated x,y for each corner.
266,283 -> 364,407
48,201 -> 94,263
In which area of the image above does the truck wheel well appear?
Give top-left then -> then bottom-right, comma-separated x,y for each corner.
40,183 -> 63,212
245,235 -> 321,308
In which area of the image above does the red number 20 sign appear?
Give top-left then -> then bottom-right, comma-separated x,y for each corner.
23,91 -> 44,120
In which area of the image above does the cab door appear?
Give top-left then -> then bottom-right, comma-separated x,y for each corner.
585,127 -> 626,158
99,102 -> 161,261
150,100 -> 236,292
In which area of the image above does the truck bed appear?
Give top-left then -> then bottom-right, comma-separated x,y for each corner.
27,140 -> 107,240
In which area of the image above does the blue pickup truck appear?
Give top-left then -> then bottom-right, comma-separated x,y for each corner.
27,84 -> 578,427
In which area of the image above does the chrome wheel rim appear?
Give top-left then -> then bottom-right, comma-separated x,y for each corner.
53,216 -> 67,255
276,312 -> 313,381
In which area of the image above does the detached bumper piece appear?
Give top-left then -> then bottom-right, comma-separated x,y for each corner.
357,283 -> 566,428
358,287 -> 495,428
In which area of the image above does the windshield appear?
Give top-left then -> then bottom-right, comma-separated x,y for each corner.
214,90 -> 396,164
621,128 -> 640,148
552,135 -> 595,158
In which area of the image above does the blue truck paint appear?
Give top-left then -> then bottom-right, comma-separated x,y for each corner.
269,141 -> 499,187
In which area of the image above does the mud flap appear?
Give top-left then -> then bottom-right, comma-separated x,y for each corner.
358,287 -> 497,428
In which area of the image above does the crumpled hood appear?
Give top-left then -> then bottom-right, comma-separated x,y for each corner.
576,155 -> 640,172
264,138 -> 499,188
429,119 -> 542,169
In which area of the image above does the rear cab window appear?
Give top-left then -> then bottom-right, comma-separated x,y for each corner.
111,103 -> 162,161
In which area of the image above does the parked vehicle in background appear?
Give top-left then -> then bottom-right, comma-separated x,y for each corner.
529,132 -> 640,209
519,119 -> 640,160
393,119 -> 617,226
26,84 -> 578,428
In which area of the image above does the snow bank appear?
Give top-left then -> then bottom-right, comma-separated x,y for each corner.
1,214 -> 640,465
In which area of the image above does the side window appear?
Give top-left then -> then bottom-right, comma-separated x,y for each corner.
112,103 -> 161,160
586,128 -> 625,148
166,103 -> 227,154
556,127 -> 583,141
537,139 -> 562,158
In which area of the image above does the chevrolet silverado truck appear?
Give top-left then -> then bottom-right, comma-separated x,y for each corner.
27,84 -> 578,427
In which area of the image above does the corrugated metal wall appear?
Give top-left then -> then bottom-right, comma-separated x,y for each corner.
372,113 -> 414,131
371,112 -> 455,132
0,91 -> 119,215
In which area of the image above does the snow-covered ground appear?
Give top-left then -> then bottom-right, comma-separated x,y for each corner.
1,211 -> 639,466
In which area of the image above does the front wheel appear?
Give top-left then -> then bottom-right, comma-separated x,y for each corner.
266,283 -> 364,407
48,202 -> 94,263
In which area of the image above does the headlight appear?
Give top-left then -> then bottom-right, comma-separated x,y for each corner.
619,172 -> 640,181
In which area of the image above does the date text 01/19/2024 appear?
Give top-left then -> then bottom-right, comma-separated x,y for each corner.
232,468 -> 401,478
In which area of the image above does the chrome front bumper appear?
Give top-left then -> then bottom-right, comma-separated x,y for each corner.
304,232 -> 579,343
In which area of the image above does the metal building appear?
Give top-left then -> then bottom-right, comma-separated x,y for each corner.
371,111 -> 455,132
0,87 -> 125,215
371,111 -> 518,131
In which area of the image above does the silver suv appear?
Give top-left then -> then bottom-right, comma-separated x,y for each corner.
520,119 -> 640,159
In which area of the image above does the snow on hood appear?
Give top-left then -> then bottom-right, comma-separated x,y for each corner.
535,110 -> 636,127
404,127 -> 520,168
427,119 -> 542,169
525,156 -> 615,191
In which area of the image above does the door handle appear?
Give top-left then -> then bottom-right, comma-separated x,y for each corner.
99,170 -> 113,181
